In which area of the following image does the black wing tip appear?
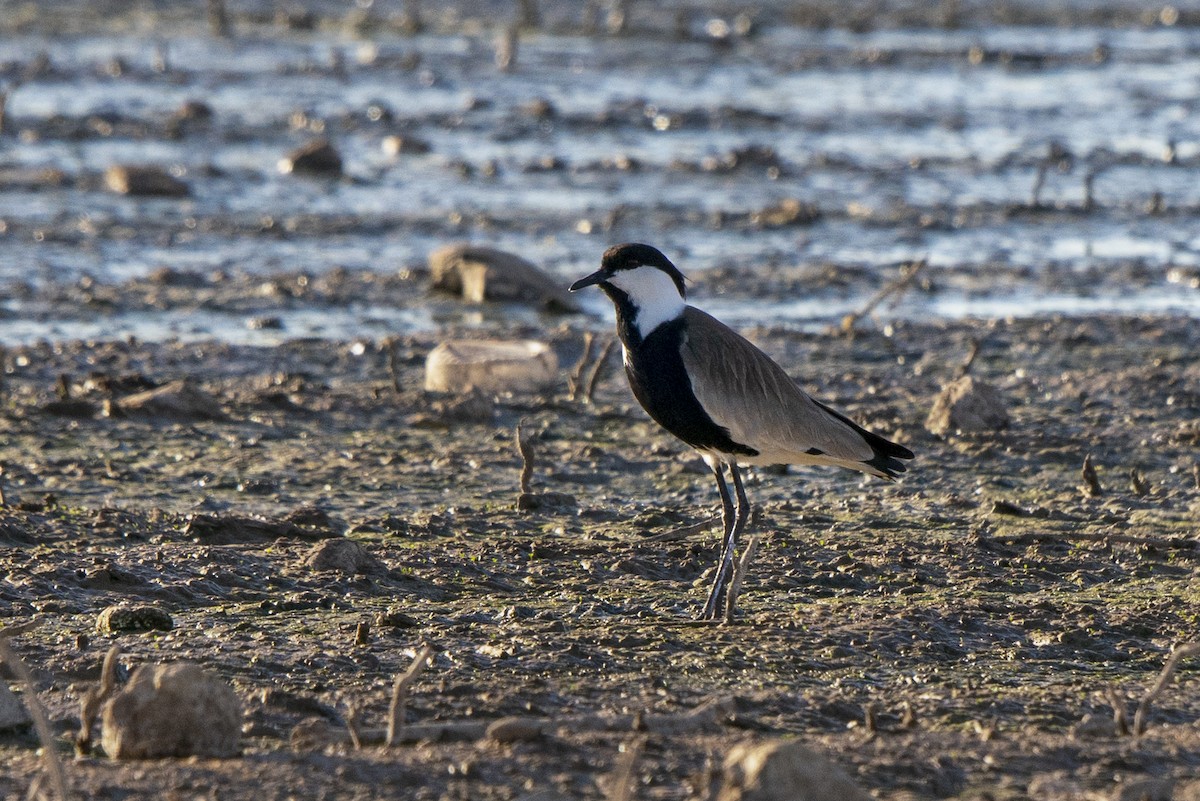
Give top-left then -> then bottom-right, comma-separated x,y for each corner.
810,399 -> 913,479
866,442 -> 913,480
866,454 -> 908,480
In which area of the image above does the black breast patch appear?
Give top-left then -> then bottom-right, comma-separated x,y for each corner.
623,317 -> 758,457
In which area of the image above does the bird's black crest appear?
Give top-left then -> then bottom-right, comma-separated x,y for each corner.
601,243 -> 688,299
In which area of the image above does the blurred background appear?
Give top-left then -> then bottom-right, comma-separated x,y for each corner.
1,0 -> 1200,344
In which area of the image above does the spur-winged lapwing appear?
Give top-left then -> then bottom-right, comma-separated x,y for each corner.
570,243 -> 913,620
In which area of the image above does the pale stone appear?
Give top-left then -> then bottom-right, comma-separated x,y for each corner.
717,739 -> 872,801
0,682 -> 31,731
925,375 -> 1010,435
425,339 -> 558,395
428,243 -> 579,312
101,663 -> 242,759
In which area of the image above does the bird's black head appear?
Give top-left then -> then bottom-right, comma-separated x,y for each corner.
569,243 -> 687,299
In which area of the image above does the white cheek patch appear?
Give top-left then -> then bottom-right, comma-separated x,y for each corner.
608,266 -> 685,339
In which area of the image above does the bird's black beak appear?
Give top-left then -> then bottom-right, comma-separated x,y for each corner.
569,269 -> 610,292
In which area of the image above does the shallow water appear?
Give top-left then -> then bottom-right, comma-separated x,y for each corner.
2,6 -> 1200,344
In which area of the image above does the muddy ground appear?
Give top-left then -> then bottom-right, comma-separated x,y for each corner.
1,293 -> 1199,799
2,0 -> 1200,797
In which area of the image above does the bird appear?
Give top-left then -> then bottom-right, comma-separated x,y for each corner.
569,243 -> 913,620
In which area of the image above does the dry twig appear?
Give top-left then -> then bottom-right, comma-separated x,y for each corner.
207,0 -> 231,37
606,0 -> 630,34
584,337 -> 615,404
385,337 -> 403,397
1080,453 -> 1102,497
0,629 -> 70,801
954,338 -> 982,380
517,0 -> 541,28
606,736 -> 646,801
723,534 -> 760,624
400,0 -> 424,34
1083,167 -> 1097,211
1129,468 -> 1149,497
568,332 -> 596,401
1106,686 -> 1130,736
899,701 -> 917,730
495,24 -> 519,71
344,703 -> 364,750
1132,641 -> 1200,735
1030,160 -> 1050,207
839,259 -> 926,336
386,644 -> 435,747
76,645 -> 121,756
862,704 -> 878,736
515,425 -> 536,495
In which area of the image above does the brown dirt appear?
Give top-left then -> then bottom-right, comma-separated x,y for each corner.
2,306 -> 1199,800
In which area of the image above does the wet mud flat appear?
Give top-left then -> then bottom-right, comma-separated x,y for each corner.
4,0 -> 1200,341
1,307 -> 1199,799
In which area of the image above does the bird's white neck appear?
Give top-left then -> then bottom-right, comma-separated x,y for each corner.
607,266 -> 686,340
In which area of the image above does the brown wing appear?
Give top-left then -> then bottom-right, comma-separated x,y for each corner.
679,307 -> 876,465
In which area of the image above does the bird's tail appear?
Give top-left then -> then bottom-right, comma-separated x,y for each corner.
814,400 -> 914,480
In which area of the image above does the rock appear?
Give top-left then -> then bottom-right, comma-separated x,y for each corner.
101,662 -> 242,759
172,99 -> 214,123
925,375 -> 1009,436
517,491 -> 577,512
41,398 -> 97,418
284,505 -> 345,532
717,739 -> 871,801
425,339 -> 558,395
246,315 -> 284,330
428,243 -> 580,312
753,198 -> 820,228
1110,779 -> 1175,801
278,138 -> 343,176
1027,773 -> 1084,800
375,608 -> 420,629
116,379 -> 227,421
0,166 -> 69,189
0,682 -> 31,731
303,538 -> 386,576
416,389 -> 495,426
1174,781 -> 1200,801
166,101 -> 215,136
97,604 -> 174,634
183,512 -> 339,544
485,716 -> 545,743
1071,712 -> 1117,739
104,165 -> 190,197
288,716 -> 335,751
381,134 -> 431,157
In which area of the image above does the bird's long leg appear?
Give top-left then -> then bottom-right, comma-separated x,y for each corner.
701,461 -> 738,620
729,462 -> 750,544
